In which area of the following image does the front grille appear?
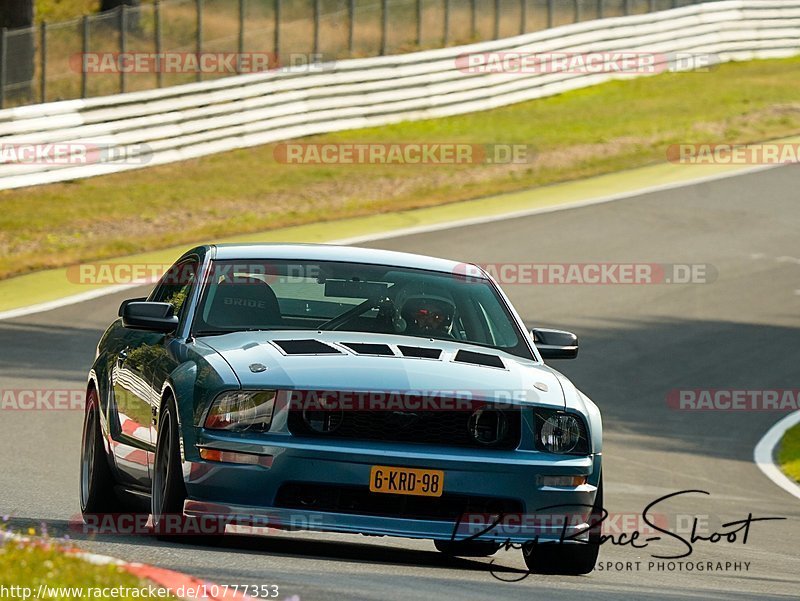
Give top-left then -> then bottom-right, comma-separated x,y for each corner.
287,395 -> 521,450
275,482 -> 524,521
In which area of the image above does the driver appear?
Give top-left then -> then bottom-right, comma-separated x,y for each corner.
395,283 -> 457,338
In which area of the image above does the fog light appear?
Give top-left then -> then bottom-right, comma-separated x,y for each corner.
303,397 -> 343,434
468,405 -> 508,446
539,475 -> 587,487
199,448 -> 273,467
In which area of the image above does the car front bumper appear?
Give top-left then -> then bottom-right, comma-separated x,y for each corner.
182,432 -> 602,544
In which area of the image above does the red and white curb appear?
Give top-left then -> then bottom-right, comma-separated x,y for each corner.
0,531 -> 277,600
75,551 -> 259,601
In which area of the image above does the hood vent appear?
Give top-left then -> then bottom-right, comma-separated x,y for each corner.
342,342 -> 395,356
453,349 -> 504,369
398,345 -> 442,359
274,339 -> 342,355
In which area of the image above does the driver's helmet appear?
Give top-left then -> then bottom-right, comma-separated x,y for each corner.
395,282 -> 456,336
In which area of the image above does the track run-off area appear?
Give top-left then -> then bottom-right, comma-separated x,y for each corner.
0,164 -> 798,600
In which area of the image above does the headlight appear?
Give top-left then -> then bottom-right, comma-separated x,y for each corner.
535,410 -> 589,454
204,390 -> 276,432
468,405 -> 509,446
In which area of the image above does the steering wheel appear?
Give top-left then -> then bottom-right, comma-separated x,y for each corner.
317,297 -> 400,332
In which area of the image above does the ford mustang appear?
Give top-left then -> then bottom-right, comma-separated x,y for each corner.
80,244 -> 603,574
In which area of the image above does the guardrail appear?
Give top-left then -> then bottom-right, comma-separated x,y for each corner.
0,0 -> 797,190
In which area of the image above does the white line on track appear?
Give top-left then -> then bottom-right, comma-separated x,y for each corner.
0,283 -> 141,321
754,411 -> 800,501
0,162 -> 783,322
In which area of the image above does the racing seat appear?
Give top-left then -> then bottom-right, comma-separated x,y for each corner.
206,276 -> 282,328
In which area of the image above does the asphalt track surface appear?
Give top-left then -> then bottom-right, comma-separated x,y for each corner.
1,164 -> 799,600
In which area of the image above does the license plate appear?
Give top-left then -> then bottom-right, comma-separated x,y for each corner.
369,465 -> 444,497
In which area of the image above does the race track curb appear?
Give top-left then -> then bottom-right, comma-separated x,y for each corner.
0,531 -> 263,600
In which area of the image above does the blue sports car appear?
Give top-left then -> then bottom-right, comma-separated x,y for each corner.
81,244 -> 603,574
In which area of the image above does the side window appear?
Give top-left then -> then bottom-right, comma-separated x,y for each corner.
151,260 -> 198,318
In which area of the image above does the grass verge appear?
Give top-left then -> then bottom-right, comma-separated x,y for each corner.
2,57 -> 800,281
0,534 -> 169,598
777,423 -> 800,483
0,156 -> 773,311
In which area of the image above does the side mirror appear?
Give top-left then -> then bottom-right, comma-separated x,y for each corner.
118,297 -> 147,317
531,328 -> 578,360
121,301 -> 179,333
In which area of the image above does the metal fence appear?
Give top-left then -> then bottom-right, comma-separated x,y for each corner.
0,0 -> 718,109
1,0 -> 796,190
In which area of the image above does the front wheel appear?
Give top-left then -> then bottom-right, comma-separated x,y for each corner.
80,388 -> 119,516
151,396 -> 188,539
522,474 -> 603,575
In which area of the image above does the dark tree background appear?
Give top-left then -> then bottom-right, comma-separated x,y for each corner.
0,0 -> 35,98
100,0 -> 142,29
0,0 -> 144,103
100,0 -> 141,11
0,0 -> 33,28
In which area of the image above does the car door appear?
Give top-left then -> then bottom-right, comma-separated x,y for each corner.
142,258 -> 199,484
110,326 -> 166,488
110,258 -> 198,488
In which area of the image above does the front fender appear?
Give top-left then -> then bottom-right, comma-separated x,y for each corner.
161,342 -> 239,464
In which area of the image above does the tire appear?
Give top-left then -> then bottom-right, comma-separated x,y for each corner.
80,388 -> 119,516
434,539 -> 502,557
151,395 -> 189,540
522,474 -> 603,575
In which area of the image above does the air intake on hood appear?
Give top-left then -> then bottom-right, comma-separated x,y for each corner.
397,345 -> 442,359
341,343 -> 395,356
453,349 -> 504,369
274,339 -> 342,355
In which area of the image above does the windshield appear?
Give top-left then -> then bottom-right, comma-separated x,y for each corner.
192,259 -> 532,359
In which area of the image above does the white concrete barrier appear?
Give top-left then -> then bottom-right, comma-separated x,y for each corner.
0,0 -> 797,190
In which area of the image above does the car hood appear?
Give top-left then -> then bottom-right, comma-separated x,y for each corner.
197,331 -> 566,408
